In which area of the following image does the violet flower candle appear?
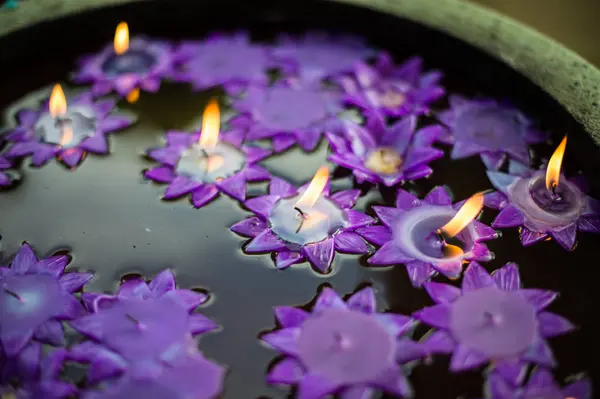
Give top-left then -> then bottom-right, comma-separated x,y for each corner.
261,286 -> 421,398
326,113 -> 444,186
144,99 -> 271,208
0,243 -> 92,378
357,186 -> 497,287
4,85 -> 133,168
486,138 -> 600,250
73,22 -> 176,97
414,262 -> 575,386
436,96 -> 548,170
231,171 -> 374,273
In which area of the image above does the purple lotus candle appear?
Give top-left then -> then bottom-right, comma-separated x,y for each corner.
262,286 -> 421,398
70,269 -> 217,382
436,96 -> 548,170
73,22 -> 176,97
486,137 -> 600,250
231,170 -> 374,273
415,262 -> 574,386
336,53 -> 445,117
357,186 -> 497,286
4,85 -> 133,168
0,243 -> 92,379
144,99 -> 271,208
326,113 -> 444,186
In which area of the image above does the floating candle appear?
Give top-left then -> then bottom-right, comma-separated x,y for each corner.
232,171 -> 374,273
486,138 -> 600,250
415,262 -> 574,386
171,32 -> 273,94
4,86 -> 133,168
0,243 -> 91,380
144,100 -> 271,208
326,113 -> 444,186
231,83 -> 343,152
262,286 -> 420,398
357,186 -> 496,287
73,22 -> 176,97
436,96 -> 548,170
336,52 -> 445,117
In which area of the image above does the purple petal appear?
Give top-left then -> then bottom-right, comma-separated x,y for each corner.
330,189 -> 360,209
10,243 -> 38,274
523,340 -> 556,367
492,204 -> 526,228
423,282 -> 461,304
149,269 -> 176,295
368,242 -> 414,265
33,255 -> 68,278
191,184 -> 220,208
99,116 -> 133,133
404,164 -> 433,181
405,261 -> 437,287
59,148 -> 85,168
188,314 -> 218,335
341,386 -> 374,399
549,223 -> 578,250
56,293 -> 85,319
230,216 -> 268,237
79,134 -> 108,154
486,373 -> 518,399
243,146 -> 272,164
413,304 -> 451,329
462,262 -> 494,292
314,287 -> 347,312
15,341 -> 42,379
275,251 -> 304,269
6,141 -> 39,158
520,289 -> 557,311
245,229 -> 287,253
492,263 -> 521,291
272,134 -> 297,152
494,360 -> 527,387
262,328 -> 300,356
144,166 -> 175,183
243,165 -> 271,182
334,231 -> 369,254
274,306 -> 309,328
424,186 -> 452,206
538,312 -> 575,337
345,210 -> 375,228
372,367 -> 412,398
486,171 -> 519,194
578,214 -> 600,233
303,238 -> 335,273
217,174 -> 247,201
376,314 -> 415,336
164,176 -> 202,199
563,378 -> 592,399
521,228 -> 549,246
269,177 -> 296,197
473,221 -> 499,241
167,289 -> 208,311
117,278 -> 151,299
245,195 -> 279,218
484,191 -> 509,210
373,206 -> 403,228
421,330 -> 456,354
17,109 -> 40,126
296,373 -> 340,399
346,287 -> 376,313
1,328 -> 34,355
404,147 -> 444,171
34,320 -> 65,346
355,225 -> 392,246
59,272 -> 93,292
395,338 -> 427,363
480,151 -> 506,170
166,131 -> 193,147
395,189 -> 420,210
267,358 -> 305,385
449,344 -> 488,371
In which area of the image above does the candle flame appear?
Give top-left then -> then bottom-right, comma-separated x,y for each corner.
114,22 -> 129,55
442,243 -> 464,258
126,88 -> 140,103
49,84 -> 67,118
440,192 -> 484,238
199,98 -> 220,150
59,126 -> 74,147
296,167 -> 329,209
546,136 -> 567,191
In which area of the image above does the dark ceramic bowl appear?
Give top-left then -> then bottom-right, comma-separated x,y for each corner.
0,0 -> 598,398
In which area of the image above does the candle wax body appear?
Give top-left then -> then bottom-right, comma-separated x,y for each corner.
102,50 -> 156,76
176,143 -> 245,183
297,308 -> 395,384
393,206 -> 476,263
454,106 -> 526,150
34,106 -> 96,148
269,195 -> 347,246
507,171 -> 586,231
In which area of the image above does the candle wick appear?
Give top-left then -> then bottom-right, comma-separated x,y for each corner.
126,313 -> 141,326
294,207 -> 307,233
3,287 -> 22,301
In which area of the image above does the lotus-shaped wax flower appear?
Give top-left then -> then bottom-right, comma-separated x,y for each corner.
357,186 -> 497,287
485,159 -> 600,250
144,128 -> 271,208
0,155 -> 16,187
171,32 -> 273,94
326,114 -> 445,186
231,175 -> 374,274
414,262 -> 575,386
481,369 -> 591,399
82,351 -> 226,399
231,83 -> 344,152
337,53 -> 445,117
69,270 -> 217,383
3,90 -> 134,169
270,31 -> 375,83
73,35 -> 176,97
0,243 -> 92,378
261,287 -> 422,398
436,96 -> 548,170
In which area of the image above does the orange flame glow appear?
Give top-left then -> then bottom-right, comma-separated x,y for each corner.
442,243 -> 464,259
49,84 -> 67,118
296,167 -> 329,209
546,136 -> 567,191
198,98 -> 220,150
114,22 -> 129,55
126,88 -> 140,103
59,126 -> 74,147
440,192 -> 484,238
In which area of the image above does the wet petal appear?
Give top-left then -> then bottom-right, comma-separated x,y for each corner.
334,231 -> 369,254
144,166 -> 176,183
275,251 -> 304,269
395,189 -> 420,210
117,278 -> 151,299
330,189 -> 360,209
549,223 -> 578,250
413,304 -> 451,329
462,262 -> 494,292
424,186 -> 452,206
191,184 -> 220,208
520,289 -> 557,311
303,238 -> 335,273
373,206 -> 403,227
267,357 -> 305,385
59,272 -> 93,293
314,287 -> 347,312
347,286 -> 376,313
521,228 -> 549,246
405,260 -> 437,287
245,230 -> 287,253
492,204 -> 526,228
356,225 -> 392,246
449,344 -> 488,371
149,269 -> 176,295
33,320 -> 65,346
11,243 -> 38,274
473,221 -> 499,241
423,282 -> 461,304
538,312 -> 575,337
230,216 -> 268,237
217,174 -> 247,201
368,242 -> 414,265
164,176 -> 202,199
484,191 -> 509,210
262,328 -> 300,356
245,195 -> 279,218
345,210 -> 375,228
33,255 -> 69,278
492,263 -> 521,291
188,314 -> 218,335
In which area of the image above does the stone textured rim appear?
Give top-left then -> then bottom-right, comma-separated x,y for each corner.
1,0 -> 599,143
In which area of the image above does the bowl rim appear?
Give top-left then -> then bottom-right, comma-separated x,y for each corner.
1,0 -> 599,144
